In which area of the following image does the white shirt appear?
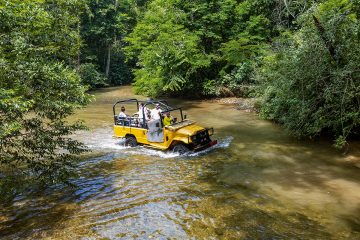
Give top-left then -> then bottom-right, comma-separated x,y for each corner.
151,108 -> 161,120
118,112 -> 126,118
138,106 -> 149,120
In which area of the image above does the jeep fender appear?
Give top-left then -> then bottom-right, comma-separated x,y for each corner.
170,136 -> 190,147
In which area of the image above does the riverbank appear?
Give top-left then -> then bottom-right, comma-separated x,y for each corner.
206,96 -> 360,160
89,85 -> 260,112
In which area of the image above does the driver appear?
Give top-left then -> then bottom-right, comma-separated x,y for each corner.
163,112 -> 173,126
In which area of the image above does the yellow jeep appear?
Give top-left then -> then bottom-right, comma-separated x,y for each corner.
113,99 -> 217,154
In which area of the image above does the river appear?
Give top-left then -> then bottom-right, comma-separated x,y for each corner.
1,86 -> 360,239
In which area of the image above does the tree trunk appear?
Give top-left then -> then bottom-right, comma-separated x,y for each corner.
105,45 -> 111,78
312,15 -> 336,62
105,0 -> 118,79
76,21 -> 81,69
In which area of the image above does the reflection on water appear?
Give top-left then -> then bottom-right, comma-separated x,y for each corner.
1,86 -> 360,239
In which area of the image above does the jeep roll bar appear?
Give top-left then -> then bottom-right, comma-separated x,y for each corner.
113,98 -> 183,127
113,98 -> 139,125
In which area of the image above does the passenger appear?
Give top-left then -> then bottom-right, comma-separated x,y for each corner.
163,112 -> 173,126
138,103 -> 149,121
118,106 -> 127,118
138,103 -> 150,127
150,104 -> 162,120
118,106 -> 128,126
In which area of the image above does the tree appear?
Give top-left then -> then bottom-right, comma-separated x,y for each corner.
125,0 -> 211,96
125,0 -> 273,97
0,0 -> 91,184
257,0 -> 360,148
80,0 -> 139,86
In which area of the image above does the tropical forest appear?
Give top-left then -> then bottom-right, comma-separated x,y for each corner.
1,0 -> 360,239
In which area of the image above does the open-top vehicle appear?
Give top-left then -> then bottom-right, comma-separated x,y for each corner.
113,99 -> 217,154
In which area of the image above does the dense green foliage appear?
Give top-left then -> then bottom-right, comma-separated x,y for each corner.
122,0 -> 359,146
125,0 -> 274,97
79,0 -> 145,88
0,0 -> 90,184
124,0 -> 318,97
258,0 -> 360,147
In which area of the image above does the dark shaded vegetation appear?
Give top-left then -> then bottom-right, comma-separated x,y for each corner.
0,0 -> 91,187
257,0 -> 360,148
78,0 -> 140,88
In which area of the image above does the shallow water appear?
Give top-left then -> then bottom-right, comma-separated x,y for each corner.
1,86 -> 360,239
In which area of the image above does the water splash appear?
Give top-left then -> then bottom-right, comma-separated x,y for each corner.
76,128 -> 233,158
127,147 -> 180,159
76,128 -> 127,151
187,136 -> 234,157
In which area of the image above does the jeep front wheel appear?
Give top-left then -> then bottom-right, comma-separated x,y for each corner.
172,143 -> 189,155
125,136 -> 137,147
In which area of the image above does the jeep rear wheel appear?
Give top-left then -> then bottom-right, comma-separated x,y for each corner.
125,136 -> 137,147
172,143 -> 189,155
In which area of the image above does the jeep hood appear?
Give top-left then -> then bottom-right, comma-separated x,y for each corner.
166,120 -> 205,135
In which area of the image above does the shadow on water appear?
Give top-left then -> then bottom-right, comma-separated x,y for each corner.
0,153 -> 120,239
0,195 -> 78,239
341,207 -> 360,233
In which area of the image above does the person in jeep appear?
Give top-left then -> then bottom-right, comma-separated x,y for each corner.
118,106 -> 127,118
151,104 -> 161,120
163,112 -> 173,126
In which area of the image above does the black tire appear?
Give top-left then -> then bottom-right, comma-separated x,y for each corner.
125,136 -> 137,147
172,143 -> 189,155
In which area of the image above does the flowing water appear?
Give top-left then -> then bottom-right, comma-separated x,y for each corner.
1,86 -> 360,239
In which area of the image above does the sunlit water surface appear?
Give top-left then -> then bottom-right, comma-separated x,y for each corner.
1,86 -> 360,239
